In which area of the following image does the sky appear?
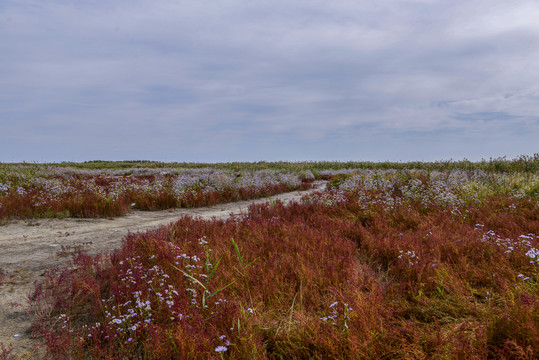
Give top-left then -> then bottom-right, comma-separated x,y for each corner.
1,0 -> 538,163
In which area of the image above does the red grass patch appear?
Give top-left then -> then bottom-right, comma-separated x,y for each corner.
29,176 -> 539,359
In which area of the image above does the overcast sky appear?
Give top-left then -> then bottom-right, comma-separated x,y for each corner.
1,0 -> 538,163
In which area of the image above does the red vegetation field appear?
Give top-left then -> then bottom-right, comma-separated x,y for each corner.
0,168 -> 309,220
25,171 -> 539,359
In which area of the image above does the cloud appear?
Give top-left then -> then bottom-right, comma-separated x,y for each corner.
1,0 -> 538,162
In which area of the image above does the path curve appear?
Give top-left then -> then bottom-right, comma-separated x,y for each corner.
0,181 -> 326,359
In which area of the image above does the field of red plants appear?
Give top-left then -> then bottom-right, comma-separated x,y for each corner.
0,166 -> 311,220
19,168 -> 538,359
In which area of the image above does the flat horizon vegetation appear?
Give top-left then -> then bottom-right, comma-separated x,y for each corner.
2,153 -> 539,174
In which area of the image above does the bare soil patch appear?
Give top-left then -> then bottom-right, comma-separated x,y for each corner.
0,182 -> 325,359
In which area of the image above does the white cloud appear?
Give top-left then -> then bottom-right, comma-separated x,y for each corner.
448,1 -> 539,38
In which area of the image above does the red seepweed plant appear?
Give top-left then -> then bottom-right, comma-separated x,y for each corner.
29,173 -> 539,359
0,170 -> 310,220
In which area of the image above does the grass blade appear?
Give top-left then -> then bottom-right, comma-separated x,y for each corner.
207,256 -> 222,283
231,238 -> 243,268
207,280 -> 236,299
170,264 -> 207,290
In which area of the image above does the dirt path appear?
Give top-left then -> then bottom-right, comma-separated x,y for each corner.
0,182 -> 326,359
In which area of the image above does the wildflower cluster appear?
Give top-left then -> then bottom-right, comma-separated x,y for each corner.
301,189 -> 347,207
0,167 -> 308,219
401,178 -> 465,209
398,249 -> 419,266
476,225 -> 539,267
324,169 -> 539,221
320,301 -> 353,332
32,230 -> 242,358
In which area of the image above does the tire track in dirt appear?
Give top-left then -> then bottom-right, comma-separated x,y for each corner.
0,182 -> 326,359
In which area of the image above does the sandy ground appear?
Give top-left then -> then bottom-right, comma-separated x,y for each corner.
0,182 -> 326,359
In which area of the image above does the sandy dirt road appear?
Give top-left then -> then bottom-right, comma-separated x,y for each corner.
0,182 -> 326,359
